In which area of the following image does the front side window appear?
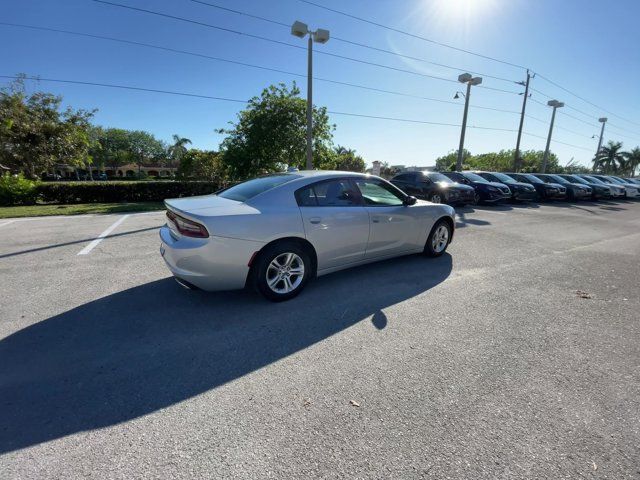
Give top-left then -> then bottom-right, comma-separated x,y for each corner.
296,179 -> 361,207
354,178 -> 405,206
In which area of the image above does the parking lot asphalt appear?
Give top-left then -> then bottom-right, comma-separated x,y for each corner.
1,200 -> 639,479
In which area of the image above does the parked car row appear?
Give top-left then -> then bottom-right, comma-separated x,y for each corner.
390,170 -> 640,205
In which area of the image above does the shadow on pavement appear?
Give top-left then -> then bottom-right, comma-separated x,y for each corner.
0,253 -> 452,453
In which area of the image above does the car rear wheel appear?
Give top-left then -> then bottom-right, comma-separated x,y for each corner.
424,219 -> 451,257
254,242 -> 311,302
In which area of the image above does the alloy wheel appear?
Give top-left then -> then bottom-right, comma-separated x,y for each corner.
431,225 -> 449,253
266,252 -> 305,294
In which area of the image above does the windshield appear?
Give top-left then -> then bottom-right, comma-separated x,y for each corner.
218,174 -> 300,202
491,172 -> 516,183
522,173 -> 544,184
461,172 -> 489,183
606,177 -> 625,184
564,175 -> 588,185
547,174 -> 569,184
582,175 -> 604,185
425,173 -> 454,183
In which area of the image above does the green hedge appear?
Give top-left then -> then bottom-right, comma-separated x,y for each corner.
37,181 -> 222,204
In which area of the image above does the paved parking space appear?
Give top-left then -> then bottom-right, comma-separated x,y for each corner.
1,201 -> 639,479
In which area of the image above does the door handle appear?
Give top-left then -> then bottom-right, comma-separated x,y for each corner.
309,217 -> 321,224
371,216 -> 380,223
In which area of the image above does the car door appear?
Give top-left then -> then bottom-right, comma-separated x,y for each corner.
296,178 -> 370,270
352,177 -> 423,259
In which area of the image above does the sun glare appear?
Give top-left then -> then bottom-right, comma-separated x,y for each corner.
433,0 -> 497,20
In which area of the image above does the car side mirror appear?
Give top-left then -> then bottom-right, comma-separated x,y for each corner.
403,195 -> 417,206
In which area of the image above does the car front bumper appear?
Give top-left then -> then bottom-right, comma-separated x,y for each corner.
159,225 -> 263,291
512,190 -> 537,201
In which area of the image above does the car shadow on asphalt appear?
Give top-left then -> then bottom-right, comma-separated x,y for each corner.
0,253 -> 452,453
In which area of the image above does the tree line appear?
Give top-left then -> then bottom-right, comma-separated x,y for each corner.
1,76 -> 637,182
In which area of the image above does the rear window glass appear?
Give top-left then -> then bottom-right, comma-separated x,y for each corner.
218,174 -> 300,202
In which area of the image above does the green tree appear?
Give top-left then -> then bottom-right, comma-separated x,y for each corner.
88,126 -> 133,176
177,149 -> 226,182
168,134 -> 192,167
0,77 -> 95,178
594,141 -> 627,174
125,130 -> 166,174
622,147 -> 640,177
323,146 -> 366,172
217,82 -> 335,179
435,149 -> 471,171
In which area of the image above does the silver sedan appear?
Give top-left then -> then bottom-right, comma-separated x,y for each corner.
160,171 -> 455,301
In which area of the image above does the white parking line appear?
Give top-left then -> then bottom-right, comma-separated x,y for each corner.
0,220 -> 16,228
77,215 -> 130,255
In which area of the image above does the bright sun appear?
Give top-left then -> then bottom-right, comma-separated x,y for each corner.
434,0 -> 497,19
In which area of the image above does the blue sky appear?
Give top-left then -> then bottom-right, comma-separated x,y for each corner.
2,0 -> 639,167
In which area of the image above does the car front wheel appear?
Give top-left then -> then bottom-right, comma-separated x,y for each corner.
424,219 -> 451,257
254,242 -> 311,302
429,192 -> 443,204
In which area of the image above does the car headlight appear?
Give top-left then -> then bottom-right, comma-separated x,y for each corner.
486,186 -> 499,192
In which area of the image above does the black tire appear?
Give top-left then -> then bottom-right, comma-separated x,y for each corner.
473,192 -> 481,205
424,219 -> 452,257
253,241 -> 312,302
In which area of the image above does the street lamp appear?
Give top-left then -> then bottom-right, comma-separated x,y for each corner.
455,73 -> 482,172
541,99 -> 564,173
594,117 -> 608,160
291,20 -> 330,170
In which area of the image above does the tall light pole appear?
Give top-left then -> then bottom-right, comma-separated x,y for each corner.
455,73 -> 482,172
291,21 -> 330,170
541,99 -> 564,173
594,117 -> 608,160
514,70 -> 533,172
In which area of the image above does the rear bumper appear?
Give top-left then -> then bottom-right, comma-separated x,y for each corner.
159,225 -> 263,291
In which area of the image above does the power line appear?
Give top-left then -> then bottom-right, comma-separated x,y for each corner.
0,22 -> 521,114
292,0 -> 528,70
189,0 -> 519,85
0,75 -> 247,104
90,0 -> 477,88
522,131 -> 593,152
1,74 -> 521,133
292,0 -> 640,130
535,72 -> 640,128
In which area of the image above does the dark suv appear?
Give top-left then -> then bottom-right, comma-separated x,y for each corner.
506,173 -> 567,200
533,174 -> 592,201
441,171 -> 511,204
473,171 -> 537,201
391,171 -> 475,205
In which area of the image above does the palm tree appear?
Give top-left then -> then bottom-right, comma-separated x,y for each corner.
168,135 -> 192,167
593,141 -> 627,174
621,147 -> 640,177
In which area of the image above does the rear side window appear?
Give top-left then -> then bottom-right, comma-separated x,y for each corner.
394,173 -> 414,182
219,174 -> 300,202
295,179 -> 361,207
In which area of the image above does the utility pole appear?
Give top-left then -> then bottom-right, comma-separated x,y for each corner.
542,100 -> 564,173
455,73 -> 482,172
291,21 -> 330,171
306,34 -> 313,171
595,117 -> 607,160
514,70 -> 532,172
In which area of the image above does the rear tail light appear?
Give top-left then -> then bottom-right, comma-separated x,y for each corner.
166,210 -> 209,238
